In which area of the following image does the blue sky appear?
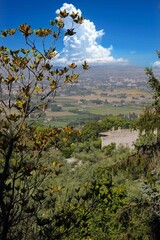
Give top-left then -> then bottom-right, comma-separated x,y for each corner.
0,0 -> 160,66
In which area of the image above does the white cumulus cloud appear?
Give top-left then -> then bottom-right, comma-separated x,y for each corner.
153,61 -> 160,67
52,3 -> 128,66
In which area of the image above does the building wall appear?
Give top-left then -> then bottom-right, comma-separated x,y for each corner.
100,129 -> 139,149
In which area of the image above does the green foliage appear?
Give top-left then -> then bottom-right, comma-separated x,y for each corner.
51,169 -> 127,240
136,59 -> 160,133
50,103 -> 62,112
135,132 -> 158,154
80,120 -> 103,141
100,115 -> 133,130
81,116 -> 133,142
102,143 -> 116,156
135,58 -> 160,158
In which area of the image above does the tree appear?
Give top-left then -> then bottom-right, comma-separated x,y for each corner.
135,52 -> 160,153
80,116 -> 132,142
0,8 -> 89,240
138,67 -> 160,133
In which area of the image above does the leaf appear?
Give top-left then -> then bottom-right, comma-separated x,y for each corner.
47,76 -> 51,81
63,126 -> 74,134
51,185 -> 61,191
12,56 -> 28,69
72,73 -> 79,82
45,47 -> 57,59
21,48 -> 30,55
34,28 -> 52,37
16,99 -> 27,110
64,75 -> 71,83
1,30 -> 8,37
50,20 -> 55,26
37,72 -> 44,81
22,85 -> 30,96
18,23 -> 32,37
50,70 -> 58,76
70,11 -> 78,19
50,80 -> 57,89
53,31 -> 59,38
58,9 -> 69,18
5,75 -> 17,84
82,60 -> 90,70
65,28 -> 76,36
42,63 -> 52,70
0,107 -> 3,114
54,67 -> 68,76
156,50 -> 160,59
74,16 -> 84,24
1,53 -> 10,64
62,137 -> 68,142
53,161 -> 57,167
35,85 -> 42,93
30,65 -> 35,70
53,161 -> 61,167
64,74 -> 79,83
63,67 -> 68,73
41,104 -> 47,111
68,63 -> 77,69
21,74 -> 25,79
55,18 -> 64,29
58,69 -> 64,76
1,29 -> 16,37
8,28 -> 16,35
8,114 -> 20,122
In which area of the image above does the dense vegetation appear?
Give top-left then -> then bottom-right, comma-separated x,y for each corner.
0,7 -> 160,240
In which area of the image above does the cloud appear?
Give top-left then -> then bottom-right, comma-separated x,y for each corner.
52,3 -> 128,66
153,61 -> 160,67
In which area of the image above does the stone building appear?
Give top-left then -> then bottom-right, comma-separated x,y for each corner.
99,129 -> 139,149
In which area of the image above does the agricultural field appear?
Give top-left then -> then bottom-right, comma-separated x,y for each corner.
37,86 -> 152,127
29,66 -> 153,127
